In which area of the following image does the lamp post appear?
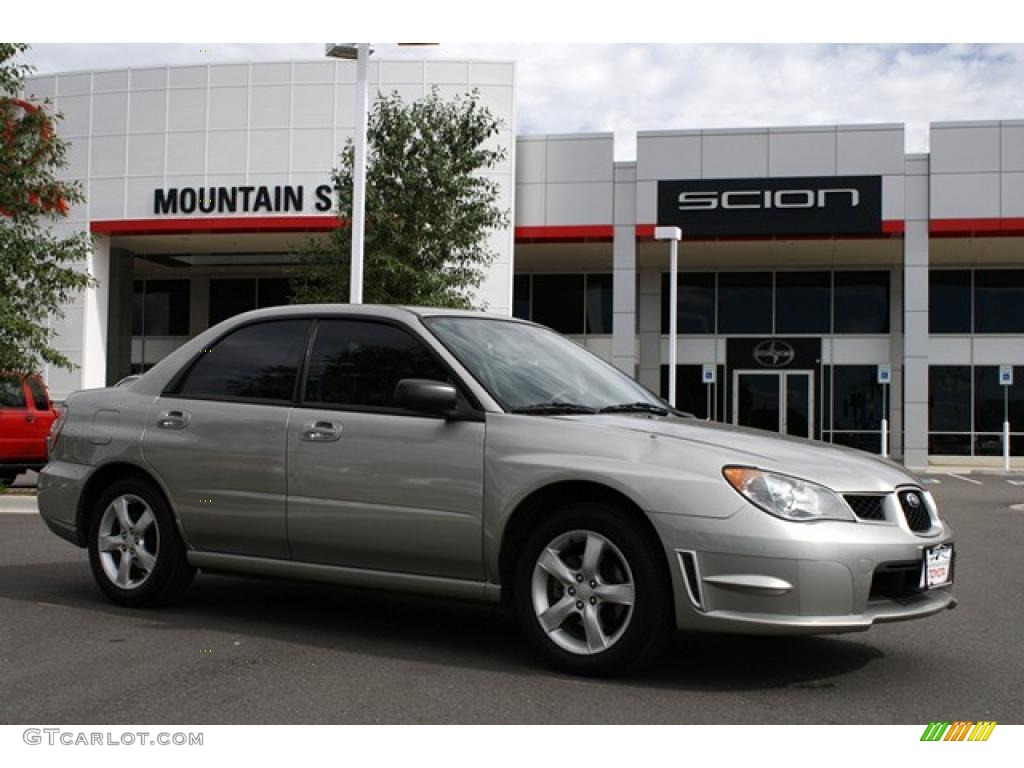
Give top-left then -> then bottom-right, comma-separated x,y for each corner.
325,43 -> 371,304
654,226 -> 682,408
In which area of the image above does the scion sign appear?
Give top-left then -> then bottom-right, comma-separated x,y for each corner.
657,176 -> 882,237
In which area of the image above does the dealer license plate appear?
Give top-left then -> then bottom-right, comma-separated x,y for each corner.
924,544 -> 954,588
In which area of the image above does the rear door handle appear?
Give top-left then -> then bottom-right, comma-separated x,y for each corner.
301,420 -> 342,442
157,410 -> 191,429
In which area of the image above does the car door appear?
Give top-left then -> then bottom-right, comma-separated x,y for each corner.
286,318 -> 485,581
0,375 -> 32,464
24,377 -> 56,461
141,318 -> 312,559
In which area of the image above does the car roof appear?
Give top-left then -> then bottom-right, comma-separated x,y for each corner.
221,303 -> 532,324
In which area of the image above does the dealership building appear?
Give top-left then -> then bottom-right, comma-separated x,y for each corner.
21,58 -> 1024,469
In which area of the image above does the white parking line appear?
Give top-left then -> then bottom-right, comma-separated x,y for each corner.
1008,480 -> 1024,486
920,478 -> 942,484
946,472 -> 983,485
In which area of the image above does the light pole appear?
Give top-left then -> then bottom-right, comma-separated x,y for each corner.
654,226 -> 682,408
325,43 -> 371,304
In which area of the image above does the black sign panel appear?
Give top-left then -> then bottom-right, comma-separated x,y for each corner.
657,176 -> 882,237
727,337 -> 821,371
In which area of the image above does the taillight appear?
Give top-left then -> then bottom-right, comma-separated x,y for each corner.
47,405 -> 67,458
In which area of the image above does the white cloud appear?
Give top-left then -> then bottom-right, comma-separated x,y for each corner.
19,43 -> 1024,159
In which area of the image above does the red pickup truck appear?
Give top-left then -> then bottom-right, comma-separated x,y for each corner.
1,373 -> 58,485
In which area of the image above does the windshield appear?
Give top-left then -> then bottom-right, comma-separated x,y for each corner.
423,316 -> 667,413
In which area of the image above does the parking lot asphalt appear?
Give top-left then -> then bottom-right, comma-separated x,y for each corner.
1,473 -> 1022,724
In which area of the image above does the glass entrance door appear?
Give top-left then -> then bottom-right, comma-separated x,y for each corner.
734,370 -> 814,437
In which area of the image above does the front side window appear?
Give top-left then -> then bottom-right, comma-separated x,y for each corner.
303,320 -> 451,409
172,320 -> 310,403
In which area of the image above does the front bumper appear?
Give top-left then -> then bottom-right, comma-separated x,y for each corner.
651,501 -> 956,636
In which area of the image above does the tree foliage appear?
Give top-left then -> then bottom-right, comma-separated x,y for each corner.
1,42 -> 94,375
290,87 -> 510,309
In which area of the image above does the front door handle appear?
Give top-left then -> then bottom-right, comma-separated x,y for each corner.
301,420 -> 342,442
157,410 -> 191,429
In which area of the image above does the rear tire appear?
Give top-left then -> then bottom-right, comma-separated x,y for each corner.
513,501 -> 673,676
87,477 -> 195,607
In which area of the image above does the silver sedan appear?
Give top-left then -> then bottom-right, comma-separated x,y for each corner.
38,305 -> 955,676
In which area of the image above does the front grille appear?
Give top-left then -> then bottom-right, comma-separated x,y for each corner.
869,561 -> 923,600
898,489 -> 932,532
844,494 -> 886,521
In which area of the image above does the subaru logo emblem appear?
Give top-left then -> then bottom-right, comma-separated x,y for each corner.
906,493 -> 921,508
753,339 -> 795,368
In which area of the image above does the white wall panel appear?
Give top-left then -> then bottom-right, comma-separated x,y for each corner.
56,94 -> 91,136
546,138 -> 613,183
1001,124 -> 1024,172
88,178 -> 126,219
836,128 -> 904,175
168,66 -> 207,88
1001,173 -> 1024,217
250,85 -> 291,128
290,129 -> 333,173
930,173 -> 1001,218
93,70 -> 129,92
167,88 -> 207,131
208,86 -> 247,130
930,124 -> 1000,173
57,73 -> 92,96
701,132 -> 769,178
125,176 -> 165,217
130,68 -> 167,90
470,61 -> 514,85
545,183 -> 613,225
425,61 -> 468,84
129,88 -> 167,133
514,183 -> 545,225
251,62 -> 291,85
881,175 -> 905,221
248,130 -> 290,173
91,92 -> 129,134
380,61 -> 423,83
90,134 -> 126,177
292,61 -> 334,84
209,64 -> 248,87
292,84 -> 334,128
166,132 -> 206,175
206,131 -> 247,174
636,134 -> 701,181
769,130 -> 836,176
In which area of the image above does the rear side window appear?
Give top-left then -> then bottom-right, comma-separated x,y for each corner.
0,376 -> 26,409
303,320 -> 450,409
27,378 -> 49,410
172,320 -> 311,403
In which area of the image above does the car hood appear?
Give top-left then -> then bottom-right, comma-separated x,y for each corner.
569,413 -> 920,493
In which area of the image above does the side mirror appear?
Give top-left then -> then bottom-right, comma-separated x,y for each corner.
394,379 -> 458,416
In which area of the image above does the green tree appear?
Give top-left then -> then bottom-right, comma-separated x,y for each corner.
290,88 -> 509,309
0,42 -> 94,375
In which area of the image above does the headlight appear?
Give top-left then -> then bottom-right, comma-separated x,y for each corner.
723,466 -> 854,522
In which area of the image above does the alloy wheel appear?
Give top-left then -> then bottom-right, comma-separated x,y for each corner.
97,494 -> 160,590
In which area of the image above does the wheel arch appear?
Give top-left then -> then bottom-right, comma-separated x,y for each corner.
496,480 -> 668,608
75,461 -> 181,547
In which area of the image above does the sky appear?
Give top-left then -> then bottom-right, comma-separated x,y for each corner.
18,43 -> 1024,160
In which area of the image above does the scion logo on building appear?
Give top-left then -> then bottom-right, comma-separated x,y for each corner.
753,339 -> 795,368
920,721 -> 997,741
656,175 -> 882,237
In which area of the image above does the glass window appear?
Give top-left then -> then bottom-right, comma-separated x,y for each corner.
27,378 -> 49,411
928,366 -> 971,432
531,275 -> 585,334
660,365 -> 710,418
303,320 -> 451,409
133,280 -> 191,336
975,269 -> 1024,333
775,271 -> 831,334
512,275 -> 531,320
929,434 -> 971,456
929,270 -> 971,333
173,320 -> 310,403
661,272 -> 716,334
832,432 -> 883,453
209,278 -> 257,327
974,366 -> 1024,432
832,365 -> 882,430
585,274 -> 613,334
834,271 -> 889,334
257,278 -> 291,309
717,272 -> 771,334
0,376 -> 26,409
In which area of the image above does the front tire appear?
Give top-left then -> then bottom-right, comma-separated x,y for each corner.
87,477 -> 194,607
513,502 -> 673,676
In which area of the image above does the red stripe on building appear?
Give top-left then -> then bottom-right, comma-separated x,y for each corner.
514,225 -> 615,243
930,218 -> 1024,237
90,216 -> 341,236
